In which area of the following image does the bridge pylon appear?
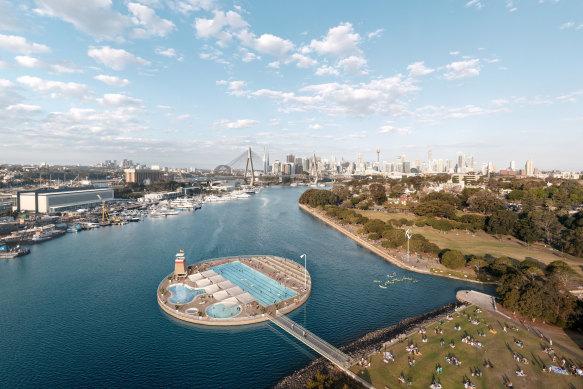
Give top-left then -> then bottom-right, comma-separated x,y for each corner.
244,146 -> 255,186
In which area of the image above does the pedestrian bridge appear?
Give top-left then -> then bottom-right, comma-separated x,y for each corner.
269,314 -> 375,388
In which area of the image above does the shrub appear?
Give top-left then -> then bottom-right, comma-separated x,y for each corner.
441,250 -> 467,269
368,233 -> 381,240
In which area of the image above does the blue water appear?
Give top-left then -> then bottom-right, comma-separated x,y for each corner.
167,284 -> 206,304
0,186 -> 494,388
206,302 -> 242,318
211,261 -> 296,306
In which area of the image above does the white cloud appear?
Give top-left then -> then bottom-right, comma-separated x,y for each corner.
378,125 -> 411,135
15,55 -> 39,68
315,65 -> 339,76
194,10 -> 248,46
407,61 -> 434,77
506,1 -> 517,12
251,75 -> 419,117
466,0 -> 484,10
556,89 -> 583,102
6,103 -> 43,113
171,0 -> 215,14
560,21 -> 575,30
490,99 -> 509,106
34,0 -> 129,40
156,104 -> 173,110
443,59 -> 481,80
98,93 -> 142,107
290,53 -> 317,68
308,124 -> 322,130
215,119 -> 258,129
449,51 -> 460,56
173,114 -> 190,121
241,50 -> 260,62
94,74 -> 130,87
218,80 -> 249,97
367,28 -> 384,39
308,22 -> 361,57
14,55 -> 80,73
267,61 -> 280,69
0,34 -> 50,54
128,2 -> 175,38
338,56 -> 367,75
253,34 -> 294,58
16,75 -> 92,99
155,47 -> 177,57
88,46 -> 150,70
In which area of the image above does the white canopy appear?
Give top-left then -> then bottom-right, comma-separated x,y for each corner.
204,284 -> 220,294
222,297 -> 239,308
217,280 -> 235,290
208,274 -> 226,284
212,290 -> 229,301
188,273 -> 203,282
195,278 -> 211,288
201,269 -> 217,277
235,292 -> 256,304
225,286 -> 245,297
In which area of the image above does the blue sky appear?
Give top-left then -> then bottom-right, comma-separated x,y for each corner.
0,0 -> 581,170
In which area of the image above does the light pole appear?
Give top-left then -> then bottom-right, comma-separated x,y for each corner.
405,229 -> 412,262
300,254 -> 306,290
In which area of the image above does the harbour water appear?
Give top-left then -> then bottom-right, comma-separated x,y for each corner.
0,187 -> 493,388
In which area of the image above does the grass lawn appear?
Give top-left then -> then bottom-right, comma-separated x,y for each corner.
355,209 -> 583,278
351,307 -> 583,388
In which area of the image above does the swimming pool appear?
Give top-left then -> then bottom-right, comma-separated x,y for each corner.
206,303 -> 242,318
210,261 -> 296,307
167,284 -> 205,304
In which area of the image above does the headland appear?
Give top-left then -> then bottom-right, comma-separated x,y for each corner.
157,252 -> 311,325
299,203 -> 492,284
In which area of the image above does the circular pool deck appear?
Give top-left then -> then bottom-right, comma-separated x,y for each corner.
157,255 -> 311,326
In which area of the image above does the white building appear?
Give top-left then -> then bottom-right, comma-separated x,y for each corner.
14,188 -> 114,214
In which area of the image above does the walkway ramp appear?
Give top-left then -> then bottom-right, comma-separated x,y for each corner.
269,314 -> 375,388
268,314 -> 353,367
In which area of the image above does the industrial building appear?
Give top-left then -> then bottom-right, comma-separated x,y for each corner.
14,188 -> 114,214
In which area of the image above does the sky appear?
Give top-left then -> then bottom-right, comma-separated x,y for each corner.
0,0 -> 582,170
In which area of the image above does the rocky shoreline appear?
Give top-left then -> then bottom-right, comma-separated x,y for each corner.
273,301 -> 467,389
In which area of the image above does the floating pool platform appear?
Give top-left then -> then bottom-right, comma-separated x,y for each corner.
157,254 -> 312,326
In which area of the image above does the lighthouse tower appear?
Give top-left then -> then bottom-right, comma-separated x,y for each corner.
174,249 -> 187,277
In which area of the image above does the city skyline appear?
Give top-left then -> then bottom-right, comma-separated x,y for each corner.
0,1 -> 582,170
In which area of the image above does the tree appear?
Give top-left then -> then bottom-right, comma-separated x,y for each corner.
299,189 -> 339,207
467,190 -> 507,215
531,210 -> 563,245
382,228 -> 407,247
486,210 -> 518,235
521,191 -> 542,213
330,185 -> 351,202
514,214 -> 542,244
564,227 -> 583,258
369,183 -> 388,205
414,201 -> 456,219
441,250 -> 466,269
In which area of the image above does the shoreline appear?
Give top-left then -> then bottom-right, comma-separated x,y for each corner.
299,203 -> 492,285
273,301 -> 467,389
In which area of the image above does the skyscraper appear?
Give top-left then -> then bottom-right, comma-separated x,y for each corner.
263,146 -> 269,173
525,160 -> 534,176
509,161 -> 515,171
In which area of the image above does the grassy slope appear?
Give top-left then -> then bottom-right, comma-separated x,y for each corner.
352,307 -> 583,389
356,209 -> 583,278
